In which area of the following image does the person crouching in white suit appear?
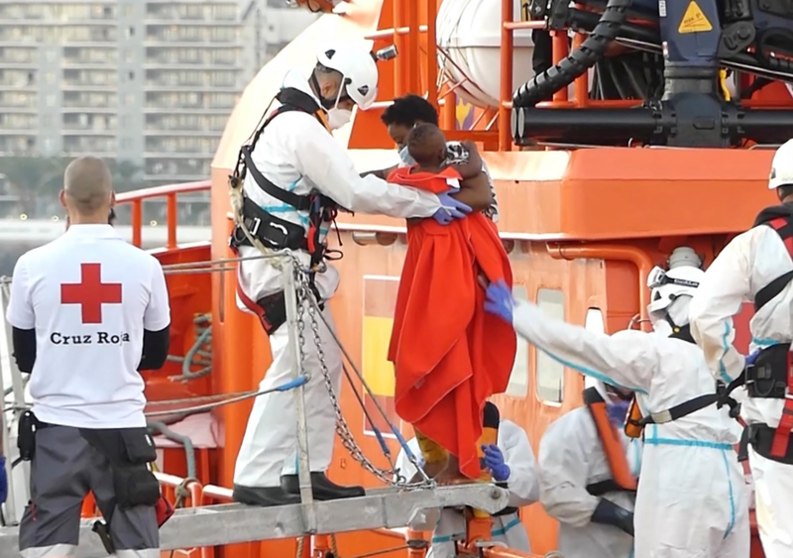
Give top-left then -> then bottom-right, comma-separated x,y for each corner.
395,403 -> 539,557
538,380 -> 640,558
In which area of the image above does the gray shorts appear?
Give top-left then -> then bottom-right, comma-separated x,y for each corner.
19,425 -> 159,558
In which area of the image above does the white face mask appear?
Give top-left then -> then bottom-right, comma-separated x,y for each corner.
399,145 -> 415,165
327,107 -> 352,130
651,316 -> 673,337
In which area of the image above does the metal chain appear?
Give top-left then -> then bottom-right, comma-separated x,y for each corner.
305,287 -> 395,485
300,272 -> 430,489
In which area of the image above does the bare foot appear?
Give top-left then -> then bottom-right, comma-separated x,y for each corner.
421,460 -> 448,480
432,456 -> 467,485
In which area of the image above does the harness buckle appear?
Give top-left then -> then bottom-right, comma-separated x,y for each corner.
248,216 -> 262,237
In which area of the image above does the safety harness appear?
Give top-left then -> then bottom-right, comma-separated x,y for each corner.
623,324 -> 743,439
228,87 -> 344,334
583,387 -> 638,496
737,211 -> 793,463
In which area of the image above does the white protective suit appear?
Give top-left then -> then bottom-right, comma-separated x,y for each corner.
507,298 -> 750,558
233,67 -> 444,490
690,214 -> 793,558
538,400 -> 641,558
395,420 -> 539,557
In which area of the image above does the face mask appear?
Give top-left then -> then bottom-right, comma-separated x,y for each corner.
651,316 -> 673,337
607,400 -> 630,427
327,107 -> 352,130
399,145 -> 415,165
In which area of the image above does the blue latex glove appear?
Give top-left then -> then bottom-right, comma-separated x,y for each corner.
482,444 -> 510,482
745,350 -> 761,367
0,456 -> 7,505
433,191 -> 472,225
484,280 -> 515,324
607,401 -> 630,427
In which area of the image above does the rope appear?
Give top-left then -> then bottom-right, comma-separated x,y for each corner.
167,477 -> 200,558
143,377 -> 308,418
343,546 -> 411,558
296,536 -> 307,558
330,534 -> 341,558
148,421 -> 197,479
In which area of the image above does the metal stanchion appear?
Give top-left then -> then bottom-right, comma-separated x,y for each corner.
282,258 -> 317,534
0,281 -> 27,525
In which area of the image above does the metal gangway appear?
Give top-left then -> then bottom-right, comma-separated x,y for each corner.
0,253 -> 516,557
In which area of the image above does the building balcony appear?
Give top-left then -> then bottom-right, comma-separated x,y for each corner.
143,152 -> 216,159
61,107 -> 116,113
0,62 -> 38,69
143,130 -> 223,137
0,130 -> 37,135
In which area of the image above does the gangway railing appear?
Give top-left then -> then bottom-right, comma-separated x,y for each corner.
115,180 -> 210,249
0,484 -> 509,557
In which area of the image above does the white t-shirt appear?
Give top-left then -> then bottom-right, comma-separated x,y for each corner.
5,224 -> 171,429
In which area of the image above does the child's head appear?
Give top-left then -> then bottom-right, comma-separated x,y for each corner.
406,123 -> 447,167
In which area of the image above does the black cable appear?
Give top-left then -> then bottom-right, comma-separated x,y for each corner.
513,0 -> 633,107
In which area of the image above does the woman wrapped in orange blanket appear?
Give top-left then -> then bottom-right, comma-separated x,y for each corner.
387,123 -> 517,483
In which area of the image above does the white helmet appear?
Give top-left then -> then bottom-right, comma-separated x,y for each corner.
768,138 -> 793,190
589,378 -> 632,405
646,264 -> 704,319
316,41 -> 378,110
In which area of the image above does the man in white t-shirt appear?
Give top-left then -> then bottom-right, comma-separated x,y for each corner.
6,156 -> 171,558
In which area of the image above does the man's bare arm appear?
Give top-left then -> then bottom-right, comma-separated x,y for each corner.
452,172 -> 493,212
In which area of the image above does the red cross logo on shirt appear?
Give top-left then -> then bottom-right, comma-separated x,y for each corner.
60,263 -> 122,324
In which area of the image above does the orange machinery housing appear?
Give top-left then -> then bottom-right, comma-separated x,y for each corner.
112,1 -> 793,557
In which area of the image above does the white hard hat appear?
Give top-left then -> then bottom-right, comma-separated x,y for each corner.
591,378 -> 631,404
646,264 -> 704,317
768,138 -> 793,190
316,41 -> 379,110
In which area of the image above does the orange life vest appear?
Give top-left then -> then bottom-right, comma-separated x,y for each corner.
583,387 -> 638,495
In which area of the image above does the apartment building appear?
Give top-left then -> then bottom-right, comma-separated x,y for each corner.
0,0 -> 317,185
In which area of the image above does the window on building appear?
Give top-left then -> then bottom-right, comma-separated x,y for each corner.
583,308 -> 605,390
46,94 -> 56,107
506,285 -> 530,397
535,288 -> 565,403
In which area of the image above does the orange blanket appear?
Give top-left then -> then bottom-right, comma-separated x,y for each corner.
387,166 -> 517,479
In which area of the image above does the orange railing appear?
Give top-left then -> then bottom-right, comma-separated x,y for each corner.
115,180 -> 211,249
372,0 -> 793,152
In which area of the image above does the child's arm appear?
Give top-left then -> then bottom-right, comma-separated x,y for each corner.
450,141 -> 483,179
360,164 -> 399,180
451,171 -> 493,211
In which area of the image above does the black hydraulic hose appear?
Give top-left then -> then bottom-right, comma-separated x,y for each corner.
513,0 -> 633,108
